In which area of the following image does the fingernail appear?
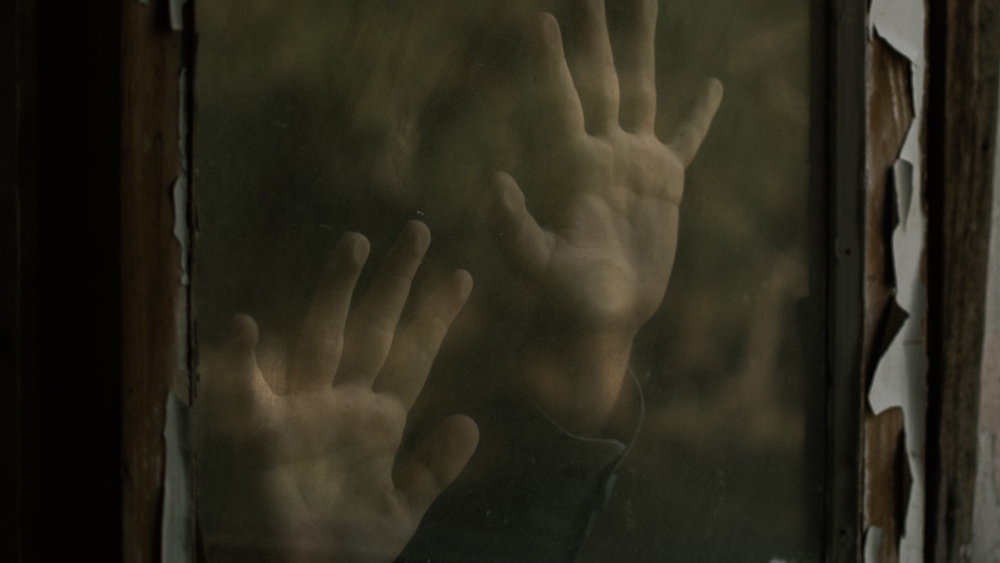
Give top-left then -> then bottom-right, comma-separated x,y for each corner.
343,233 -> 369,265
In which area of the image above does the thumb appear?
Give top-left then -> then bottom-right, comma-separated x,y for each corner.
667,78 -> 723,167
490,171 -> 555,281
211,314 -> 272,417
397,414 -> 480,521
199,313 -> 260,395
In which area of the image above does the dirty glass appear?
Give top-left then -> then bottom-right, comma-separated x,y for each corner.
193,0 -> 822,561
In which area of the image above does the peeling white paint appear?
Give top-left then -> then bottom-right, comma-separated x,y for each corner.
867,156 -> 927,563
161,392 -> 195,563
170,0 -> 189,31
970,80 -> 1000,562
971,434 -> 1000,562
865,526 -> 885,563
869,1 -> 924,66
867,0 -> 929,561
164,54 -> 195,563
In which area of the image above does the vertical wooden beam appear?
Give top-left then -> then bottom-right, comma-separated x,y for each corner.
827,0 -> 868,560
120,0 -> 187,561
926,0 -> 1000,561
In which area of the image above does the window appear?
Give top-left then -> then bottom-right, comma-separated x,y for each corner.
10,0 -> 1000,562
192,1 -> 831,561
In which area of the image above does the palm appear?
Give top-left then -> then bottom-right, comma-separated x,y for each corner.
201,365 -> 416,559
493,0 -> 722,333
533,131 -> 685,330
198,224 -> 478,563
301,389 -> 425,557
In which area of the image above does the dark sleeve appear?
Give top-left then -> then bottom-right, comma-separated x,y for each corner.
396,372 -> 644,563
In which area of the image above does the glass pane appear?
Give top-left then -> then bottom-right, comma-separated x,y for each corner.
193,1 -> 822,562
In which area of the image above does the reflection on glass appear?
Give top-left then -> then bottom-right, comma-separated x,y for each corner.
194,0 -> 819,561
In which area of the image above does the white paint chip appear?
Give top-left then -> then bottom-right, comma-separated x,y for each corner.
970,78 -> 1000,561
868,157 -> 926,426
868,1 -> 929,561
162,392 -> 195,563
870,0 -> 925,64
972,434 -> 1000,562
170,0 -> 189,31
865,526 -> 885,563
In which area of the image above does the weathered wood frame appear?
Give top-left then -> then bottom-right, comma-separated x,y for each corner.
120,0 -> 193,561
821,0 -> 867,560
926,1 -> 1000,562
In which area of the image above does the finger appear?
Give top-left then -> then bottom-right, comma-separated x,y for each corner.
490,171 -> 555,281
373,269 -> 473,409
210,314 -> 272,416
566,0 -> 620,133
616,0 -> 658,133
398,414 -> 479,521
226,313 -> 259,379
529,12 -> 587,143
668,78 -> 724,167
287,233 -> 370,393
336,220 -> 431,386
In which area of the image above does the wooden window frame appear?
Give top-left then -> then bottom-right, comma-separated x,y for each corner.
925,1 -> 1000,560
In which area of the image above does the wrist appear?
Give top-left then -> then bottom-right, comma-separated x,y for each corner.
516,318 -> 636,437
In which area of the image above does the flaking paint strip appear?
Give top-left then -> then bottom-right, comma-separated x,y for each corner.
170,0 -> 189,31
162,54 -> 195,563
867,1 -> 929,561
971,434 -> 1000,561
161,391 -> 195,563
865,526 -> 885,563
969,73 -> 1000,561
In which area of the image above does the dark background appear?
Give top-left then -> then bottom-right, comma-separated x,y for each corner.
12,0 -> 123,560
2,0 -> 19,556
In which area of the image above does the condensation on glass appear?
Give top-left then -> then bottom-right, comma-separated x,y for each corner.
193,1 -> 820,561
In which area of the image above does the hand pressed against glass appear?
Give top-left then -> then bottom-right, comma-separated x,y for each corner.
198,221 -> 478,563
492,0 -> 723,436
